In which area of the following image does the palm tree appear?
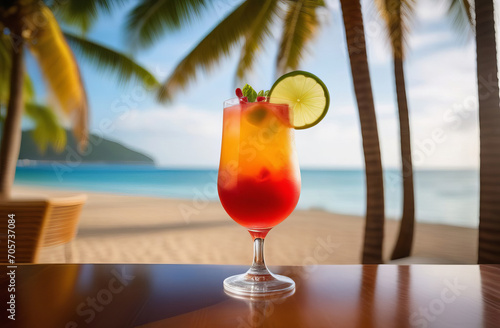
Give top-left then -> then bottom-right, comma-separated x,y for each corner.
374,0 -> 473,261
339,0 -> 385,264
126,0 -> 385,263
474,0 -> 500,263
440,0 -> 499,264
0,0 -> 159,198
375,0 -> 415,260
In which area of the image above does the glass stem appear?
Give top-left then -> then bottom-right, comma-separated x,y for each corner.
247,238 -> 271,277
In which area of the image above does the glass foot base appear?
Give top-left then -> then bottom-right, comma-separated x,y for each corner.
223,272 -> 295,297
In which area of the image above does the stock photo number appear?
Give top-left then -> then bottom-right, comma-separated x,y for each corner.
6,213 -> 16,321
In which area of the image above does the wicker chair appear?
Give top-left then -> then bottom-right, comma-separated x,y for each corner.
0,194 -> 86,263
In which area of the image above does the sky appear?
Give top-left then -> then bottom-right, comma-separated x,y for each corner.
24,0 -> 494,169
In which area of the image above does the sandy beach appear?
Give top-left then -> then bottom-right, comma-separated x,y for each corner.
13,185 -> 478,265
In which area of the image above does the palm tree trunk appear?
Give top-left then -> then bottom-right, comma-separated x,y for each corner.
476,0 -> 500,264
340,0 -> 385,264
391,57 -> 415,260
0,31 -> 24,199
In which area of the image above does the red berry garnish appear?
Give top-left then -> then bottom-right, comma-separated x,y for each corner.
256,96 -> 266,102
235,88 -> 243,98
239,97 -> 248,104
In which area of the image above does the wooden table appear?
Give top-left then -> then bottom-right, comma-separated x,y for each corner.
1,264 -> 499,327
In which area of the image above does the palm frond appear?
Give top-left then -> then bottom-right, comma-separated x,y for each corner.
23,74 -> 35,103
447,0 -> 474,36
63,31 -> 160,88
51,0 -> 128,33
126,0 -> 209,50
276,0 -> 324,76
375,0 -> 414,59
0,35 -> 12,105
27,5 -> 88,148
236,0 -> 281,82
0,74 -> 35,107
25,102 -> 67,153
0,35 -> 35,105
0,34 -> 10,66
158,0 -> 271,102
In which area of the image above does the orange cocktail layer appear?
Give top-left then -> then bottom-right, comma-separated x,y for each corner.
218,102 -> 300,230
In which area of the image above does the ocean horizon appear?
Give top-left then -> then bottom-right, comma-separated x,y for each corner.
14,164 -> 478,228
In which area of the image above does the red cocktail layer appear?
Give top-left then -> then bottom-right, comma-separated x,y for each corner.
218,173 -> 300,230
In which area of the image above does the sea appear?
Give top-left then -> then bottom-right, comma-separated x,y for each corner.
14,164 -> 479,228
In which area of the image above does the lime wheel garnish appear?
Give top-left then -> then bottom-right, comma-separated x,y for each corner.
268,71 -> 330,129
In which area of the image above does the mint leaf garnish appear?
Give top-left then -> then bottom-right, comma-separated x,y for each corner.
242,84 -> 257,102
240,85 -> 269,102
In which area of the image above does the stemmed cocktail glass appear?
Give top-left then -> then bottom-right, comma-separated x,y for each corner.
218,97 -> 300,296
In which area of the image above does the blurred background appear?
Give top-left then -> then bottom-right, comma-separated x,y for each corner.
1,0 -> 498,265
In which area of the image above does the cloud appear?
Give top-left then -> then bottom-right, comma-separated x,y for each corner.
398,0 -> 478,168
110,104 -> 223,167
116,105 -> 221,135
413,0 -> 451,24
296,105 -> 363,168
361,0 -> 466,67
409,30 -> 455,49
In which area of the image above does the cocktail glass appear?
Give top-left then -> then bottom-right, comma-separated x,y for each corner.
218,97 -> 301,296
